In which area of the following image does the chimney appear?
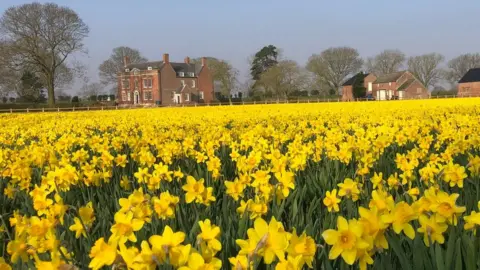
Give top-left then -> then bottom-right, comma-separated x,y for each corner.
201,57 -> 207,66
163,53 -> 169,64
123,56 -> 130,67
184,56 -> 190,64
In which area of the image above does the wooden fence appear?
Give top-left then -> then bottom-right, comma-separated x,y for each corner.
0,94 -> 478,114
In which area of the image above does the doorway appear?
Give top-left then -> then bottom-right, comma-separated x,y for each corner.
134,91 -> 140,104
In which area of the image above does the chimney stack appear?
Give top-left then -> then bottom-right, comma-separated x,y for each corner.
201,57 -> 207,66
184,56 -> 190,64
163,53 -> 169,64
123,56 -> 130,67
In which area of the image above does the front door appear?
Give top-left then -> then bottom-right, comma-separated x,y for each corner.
173,94 -> 181,104
134,91 -> 140,104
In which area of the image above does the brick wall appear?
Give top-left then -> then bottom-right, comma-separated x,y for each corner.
458,82 -> 480,96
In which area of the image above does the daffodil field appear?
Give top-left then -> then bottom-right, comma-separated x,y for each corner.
2,99 -> 480,269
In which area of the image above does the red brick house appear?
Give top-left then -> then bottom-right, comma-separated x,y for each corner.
117,54 -> 214,106
458,68 -> 480,96
372,71 -> 428,100
342,72 -> 377,101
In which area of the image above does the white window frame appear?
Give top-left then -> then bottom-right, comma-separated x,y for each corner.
143,78 -> 152,89
192,80 -> 196,88
189,72 -> 194,77
181,80 -> 185,86
179,72 -> 184,77
122,91 -> 126,101
184,93 -> 190,101
199,91 -> 204,100
144,91 -> 152,100
368,82 -> 372,92
127,92 -> 131,101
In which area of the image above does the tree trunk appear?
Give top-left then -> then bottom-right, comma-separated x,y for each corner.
47,75 -> 55,107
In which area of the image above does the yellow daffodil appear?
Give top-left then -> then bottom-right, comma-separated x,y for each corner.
322,216 -> 369,265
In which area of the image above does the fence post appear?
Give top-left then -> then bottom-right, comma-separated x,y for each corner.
116,106 -> 118,110
57,107 -> 60,112
26,108 -> 29,113
254,101 -> 256,105
242,101 -> 245,105
87,106 -> 90,111
10,108 -> 12,113
101,106 -> 104,110
42,108 -> 44,112
73,107 -> 75,112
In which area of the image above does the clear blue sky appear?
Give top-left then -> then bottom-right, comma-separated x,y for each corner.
1,0 -> 480,93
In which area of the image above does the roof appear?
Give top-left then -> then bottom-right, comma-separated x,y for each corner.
127,61 -> 164,70
373,71 -> 406,83
342,72 -> 369,86
126,61 -> 203,77
171,63 -> 198,77
459,68 -> 480,83
397,78 -> 415,91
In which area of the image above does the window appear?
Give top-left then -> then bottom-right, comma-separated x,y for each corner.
179,72 -> 184,77
199,91 -> 204,100
184,93 -> 190,101
181,80 -> 185,86
192,80 -> 196,88
122,79 -> 130,89
189,72 -> 194,77
121,91 -> 126,101
463,87 -> 471,93
127,92 -> 131,101
143,78 -> 152,88
368,82 -> 372,92
144,91 -> 152,100
389,82 -> 392,86
171,91 -> 175,98
416,88 -> 422,94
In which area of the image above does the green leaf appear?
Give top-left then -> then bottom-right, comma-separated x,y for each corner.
444,227 -> 456,270
462,234 -> 476,270
435,244 -> 445,270
413,235 -> 425,270
387,233 -> 412,270
455,239 -> 463,270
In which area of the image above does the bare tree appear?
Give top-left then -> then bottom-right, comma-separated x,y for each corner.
258,60 -> 308,99
407,53 -> 445,88
365,49 -> 406,74
80,80 -> 104,99
306,47 -> 363,95
0,2 -> 89,106
445,53 -> 480,85
98,46 -> 148,86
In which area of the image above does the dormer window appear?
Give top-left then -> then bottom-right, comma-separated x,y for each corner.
179,72 -> 184,77
125,68 -> 130,72
189,72 -> 194,77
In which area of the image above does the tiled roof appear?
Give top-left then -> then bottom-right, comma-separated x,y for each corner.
126,61 -> 164,70
459,68 -> 480,83
374,71 -> 406,83
397,78 -> 415,91
342,73 -> 369,86
126,61 -> 203,77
